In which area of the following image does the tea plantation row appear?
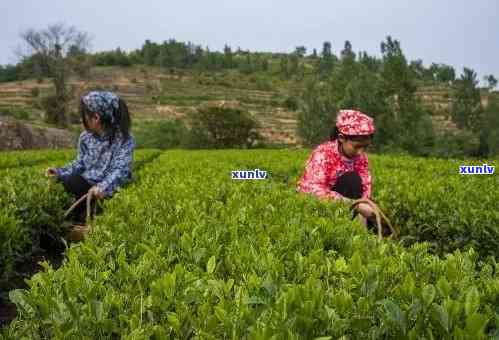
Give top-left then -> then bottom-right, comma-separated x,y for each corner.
3,150 -> 498,339
0,150 -> 161,296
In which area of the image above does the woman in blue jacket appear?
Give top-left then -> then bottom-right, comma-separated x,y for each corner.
47,91 -> 135,223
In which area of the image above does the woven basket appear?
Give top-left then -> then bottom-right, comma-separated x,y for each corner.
63,191 -> 95,242
66,224 -> 91,242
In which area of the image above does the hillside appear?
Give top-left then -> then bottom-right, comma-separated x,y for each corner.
0,65 -> 495,146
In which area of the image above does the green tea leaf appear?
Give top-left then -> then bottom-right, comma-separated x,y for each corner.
465,312 -> 488,336
9,289 -> 35,317
464,287 -> 480,316
207,255 -> 216,274
377,299 -> 407,334
350,251 -> 363,274
422,284 -> 436,306
167,312 -> 181,333
436,277 -> 450,298
432,303 -> 449,333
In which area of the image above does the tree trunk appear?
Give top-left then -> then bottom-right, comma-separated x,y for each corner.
52,45 -> 68,127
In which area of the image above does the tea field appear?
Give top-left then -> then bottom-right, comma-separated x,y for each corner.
1,149 -> 499,339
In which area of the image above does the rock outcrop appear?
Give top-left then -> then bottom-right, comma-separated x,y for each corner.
0,117 -> 76,151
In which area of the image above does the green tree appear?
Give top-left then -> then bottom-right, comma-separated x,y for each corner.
223,44 -> 233,68
480,97 -> 499,156
336,41 -> 358,85
294,46 -> 307,58
0,65 -> 19,82
280,57 -> 289,79
380,36 -> 416,97
239,53 -> 254,74
321,41 -> 332,59
380,36 -> 434,154
334,63 -> 405,152
193,45 -> 204,65
260,57 -> 269,72
430,63 -> 455,83
358,51 -> 381,73
339,65 -> 389,127
340,41 -> 355,61
409,59 -> 426,81
326,41 -> 360,105
128,50 -> 143,64
297,79 -> 336,146
317,41 -> 336,78
289,54 -> 299,76
451,68 -> 482,131
165,39 -> 189,68
142,40 -> 160,66
114,48 -> 132,67
484,74 -> 498,90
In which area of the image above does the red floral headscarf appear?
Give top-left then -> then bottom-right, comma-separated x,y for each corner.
336,109 -> 375,135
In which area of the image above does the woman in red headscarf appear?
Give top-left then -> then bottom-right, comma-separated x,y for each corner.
297,109 -> 376,227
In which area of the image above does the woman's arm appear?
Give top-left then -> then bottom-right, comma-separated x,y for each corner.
297,147 -> 348,201
55,133 -> 87,180
95,136 -> 135,197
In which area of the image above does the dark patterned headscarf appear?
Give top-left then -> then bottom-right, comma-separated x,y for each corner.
82,91 -> 120,125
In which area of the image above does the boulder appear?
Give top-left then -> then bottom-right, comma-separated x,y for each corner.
0,117 -> 76,151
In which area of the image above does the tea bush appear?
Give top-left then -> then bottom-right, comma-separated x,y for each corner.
3,150 -> 498,339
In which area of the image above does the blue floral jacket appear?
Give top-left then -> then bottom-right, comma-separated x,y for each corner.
56,131 -> 135,197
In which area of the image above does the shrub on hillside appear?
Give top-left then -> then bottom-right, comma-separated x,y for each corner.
133,119 -> 189,149
255,75 -> 273,91
30,87 -> 40,98
283,96 -> 299,111
0,107 -> 31,120
432,130 -> 479,158
186,106 -> 261,148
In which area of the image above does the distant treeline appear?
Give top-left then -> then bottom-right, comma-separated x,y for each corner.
1,36 -> 498,158
0,38 -> 469,84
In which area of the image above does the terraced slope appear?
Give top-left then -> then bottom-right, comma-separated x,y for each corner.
0,66 -> 496,145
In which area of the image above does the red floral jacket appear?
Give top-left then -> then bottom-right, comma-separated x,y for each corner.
297,140 -> 372,200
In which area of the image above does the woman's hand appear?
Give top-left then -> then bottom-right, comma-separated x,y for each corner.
354,202 -> 375,219
88,186 -> 105,200
46,168 -> 57,178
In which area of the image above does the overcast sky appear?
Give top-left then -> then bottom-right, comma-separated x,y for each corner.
1,0 -> 498,83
